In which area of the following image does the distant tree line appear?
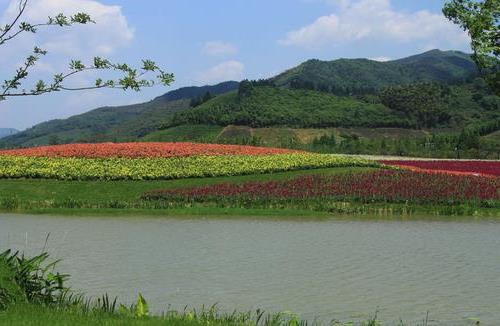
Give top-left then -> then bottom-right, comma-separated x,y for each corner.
238,79 -> 276,97
190,91 -> 214,107
378,83 -> 453,128
289,78 -> 378,96
308,127 -> 500,160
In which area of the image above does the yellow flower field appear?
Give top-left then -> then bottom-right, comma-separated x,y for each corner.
0,154 -> 378,181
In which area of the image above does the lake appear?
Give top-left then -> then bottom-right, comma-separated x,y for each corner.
1,214 -> 499,325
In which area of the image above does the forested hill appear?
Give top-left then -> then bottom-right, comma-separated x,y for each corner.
169,86 -> 404,128
153,81 -> 239,102
0,81 -> 239,147
1,49 -> 497,149
168,80 -> 499,130
272,50 -> 477,94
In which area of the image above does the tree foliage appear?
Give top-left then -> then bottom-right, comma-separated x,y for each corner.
168,79 -> 499,131
0,0 -> 173,101
273,50 -> 478,95
379,83 -> 452,128
170,86 -> 412,129
190,91 -> 214,107
238,80 -> 255,98
443,0 -> 499,92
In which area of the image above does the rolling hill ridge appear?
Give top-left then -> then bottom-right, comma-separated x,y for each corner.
273,49 -> 478,94
1,49 -> 497,154
1,82 -> 239,147
0,129 -> 18,139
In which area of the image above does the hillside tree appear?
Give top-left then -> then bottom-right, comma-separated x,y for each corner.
379,83 -> 452,129
0,0 -> 174,101
443,0 -> 499,92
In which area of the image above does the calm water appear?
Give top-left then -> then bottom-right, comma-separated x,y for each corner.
1,214 -> 499,325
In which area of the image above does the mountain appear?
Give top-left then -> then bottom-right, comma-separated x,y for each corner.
154,81 -> 239,102
167,80 -> 498,130
169,86 -> 409,129
164,50 -> 496,142
0,81 -> 239,148
1,50 -> 497,151
272,49 -> 478,94
0,128 -> 18,139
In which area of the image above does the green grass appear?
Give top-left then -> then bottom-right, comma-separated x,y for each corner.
11,207 -> 336,219
0,300 -> 388,326
1,305 -> 182,326
2,167 -> 423,218
142,125 -> 223,143
0,165 -> 497,218
0,166 -> 498,218
4,204 -> 499,220
0,167 -> 373,202
0,304 -> 154,326
1,304 -> 297,326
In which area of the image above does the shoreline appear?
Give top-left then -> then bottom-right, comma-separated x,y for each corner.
1,204 -> 499,220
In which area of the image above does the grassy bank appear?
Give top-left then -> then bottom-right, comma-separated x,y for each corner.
3,303 -> 341,326
6,205 -> 498,220
0,167 -> 378,218
0,166 -> 498,218
0,167 -> 500,218
0,167 -> 374,203
0,250 -> 388,326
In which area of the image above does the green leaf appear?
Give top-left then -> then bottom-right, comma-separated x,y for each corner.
135,293 -> 149,318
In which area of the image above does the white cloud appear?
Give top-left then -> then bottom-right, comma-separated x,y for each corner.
369,56 -> 391,62
1,0 -> 134,58
0,0 -> 135,97
326,0 -> 351,8
304,0 -> 351,9
0,0 -> 137,130
197,61 -> 244,84
281,0 -> 469,50
202,41 -> 238,57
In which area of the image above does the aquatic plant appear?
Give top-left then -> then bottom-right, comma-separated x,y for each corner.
0,249 -> 69,305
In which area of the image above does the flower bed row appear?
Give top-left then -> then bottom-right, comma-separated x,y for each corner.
143,170 -> 500,204
380,160 -> 500,177
0,142 -> 297,159
0,154 -> 377,181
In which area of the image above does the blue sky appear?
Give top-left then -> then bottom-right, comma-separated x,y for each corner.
0,0 -> 471,130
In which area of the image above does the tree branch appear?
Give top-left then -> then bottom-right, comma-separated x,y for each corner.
1,57 -> 174,100
0,0 -> 28,42
0,0 -> 94,46
0,1 -> 174,101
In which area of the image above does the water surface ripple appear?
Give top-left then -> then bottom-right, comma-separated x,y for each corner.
1,214 -> 499,325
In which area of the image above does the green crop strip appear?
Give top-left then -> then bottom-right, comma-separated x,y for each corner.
0,154 -> 379,181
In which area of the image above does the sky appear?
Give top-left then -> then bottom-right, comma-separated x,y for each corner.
0,0 -> 471,130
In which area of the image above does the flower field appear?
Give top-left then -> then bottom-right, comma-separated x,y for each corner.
0,153 -> 376,181
381,160 -> 500,177
0,142 -> 297,158
143,170 -> 500,204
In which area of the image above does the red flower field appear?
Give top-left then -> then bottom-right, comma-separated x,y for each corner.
381,160 -> 500,177
144,170 -> 500,203
0,142 -> 298,158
